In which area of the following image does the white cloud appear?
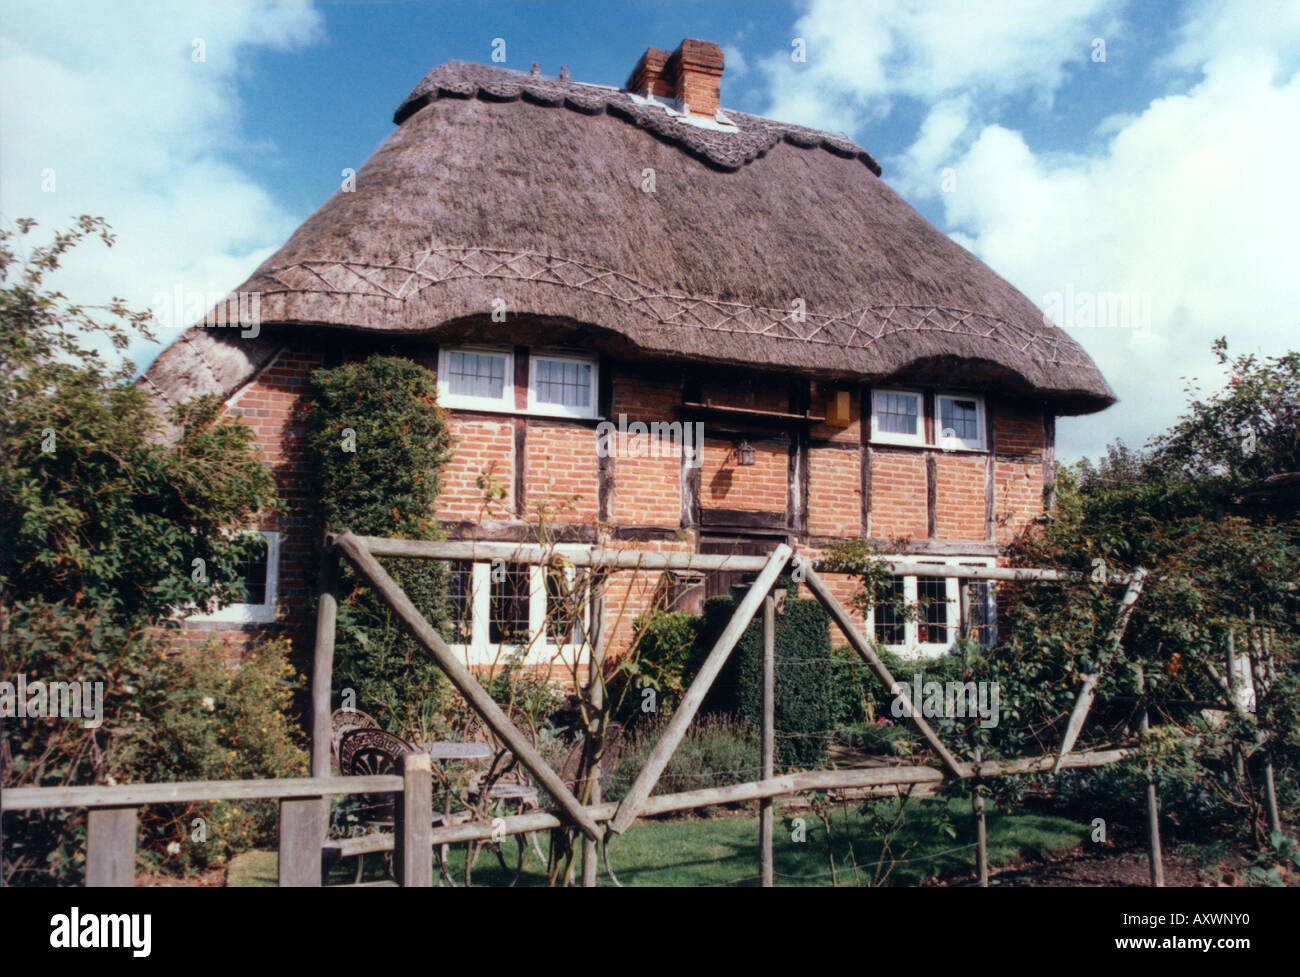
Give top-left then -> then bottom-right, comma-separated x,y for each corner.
0,0 -> 323,372
754,0 -> 1300,463
758,0 -> 1118,134
933,49 -> 1300,461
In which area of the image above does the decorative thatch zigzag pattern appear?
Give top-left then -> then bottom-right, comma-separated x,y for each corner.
249,247 -> 1092,369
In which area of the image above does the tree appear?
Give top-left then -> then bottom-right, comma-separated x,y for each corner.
0,218 -> 282,882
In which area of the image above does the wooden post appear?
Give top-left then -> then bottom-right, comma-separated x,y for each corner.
799,561 -> 964,776
395,753 -> 433,887
333,531 -> 603,841
609,544 -> 792,835
279,796 -> 327,887
1226,629 -> 1244,782
311,545 -> 340,780
972,751 -> 988,887
1137,665 -> 1164,887
1247,639 -> 1282,836
1054,567 -> 1148,770
582,579 -> 605,887
760,592 -> 776,888
86,806 -> 137,887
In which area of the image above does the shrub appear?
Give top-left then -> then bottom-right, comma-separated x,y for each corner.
307,356 -> 455,741
607,610 -> 701,727
605,714 -> 759,802
124,639 -> 308,875
0,218 -> 278,884
701,592 -> 834,770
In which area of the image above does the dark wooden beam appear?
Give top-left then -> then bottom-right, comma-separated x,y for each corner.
699,507 -> 789,532
598,355 -> 613,523
984,399 -> 997,541
1043,410 -> 1057,512
861,385 -> 873,537
926,451 -> 937,539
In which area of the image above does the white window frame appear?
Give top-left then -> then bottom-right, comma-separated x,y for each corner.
527,351 -> 598,420
448,551 -> 591,666
935,392 -> 987,452
437,345 -> 515,412
865,556 -> 995,659
187,530 -> 280,624
869,387 -> 926,447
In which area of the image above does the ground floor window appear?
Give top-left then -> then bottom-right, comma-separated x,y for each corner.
446,557 -> 590,665
864,556 -> 997,658
187,530 -> 280,624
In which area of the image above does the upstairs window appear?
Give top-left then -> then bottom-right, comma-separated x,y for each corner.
528,353 -> 597,419
936,393 -> 986,451
438,347 -> 514,410
870,388 -> 925,446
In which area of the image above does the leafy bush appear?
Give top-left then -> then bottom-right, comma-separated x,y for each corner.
605,714 -> 759,801
0,219 -> 278,884
607,610 -> 701,726
307,355 -> 455,741
701,592 -> 834,770
124,639 -> 307,875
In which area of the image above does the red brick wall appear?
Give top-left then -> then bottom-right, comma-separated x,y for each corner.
170,337 -> 1056,679
993,404 -> 1046,543
934,453 -> 986,540
701,437 -> 787,512
609,371 -> 682,527
868,448 -> 928,538
439,416 -> 515,521
525,420 -> 599,523
808,448 -> 860,537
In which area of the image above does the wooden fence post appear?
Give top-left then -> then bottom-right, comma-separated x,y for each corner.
1137,665 -> 1164,887
279,796 -> 327,887
1226,629 -> 1244,782
1053,568 -> 1148,771
582,579 -> 606,887
760,592 -> 776,888
395,753 -> 433,887
609,544 -> 792,834
311,545 -> 340,781
86,806 -> 137,887
333,531 -> 603,842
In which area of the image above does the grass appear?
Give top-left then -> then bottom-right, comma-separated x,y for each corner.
226,796 -> 1089,887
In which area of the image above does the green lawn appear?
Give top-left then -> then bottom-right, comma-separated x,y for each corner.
227,797 -> 1089,887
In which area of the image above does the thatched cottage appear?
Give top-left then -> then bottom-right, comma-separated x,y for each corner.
143,40 -> 1113,669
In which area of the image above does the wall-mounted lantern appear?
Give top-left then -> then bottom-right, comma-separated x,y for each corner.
735,440 -> 756,466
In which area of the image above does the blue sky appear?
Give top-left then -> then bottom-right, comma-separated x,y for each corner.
3,0 -> 1298,462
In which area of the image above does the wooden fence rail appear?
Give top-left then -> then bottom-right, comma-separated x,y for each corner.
5,535 -> 1171,889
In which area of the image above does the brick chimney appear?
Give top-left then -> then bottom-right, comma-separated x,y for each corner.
625,39 -> 725,119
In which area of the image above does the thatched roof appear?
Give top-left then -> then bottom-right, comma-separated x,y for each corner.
144,59 -> 1115,415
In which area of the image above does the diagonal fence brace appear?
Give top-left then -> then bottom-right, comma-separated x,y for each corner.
798,559 -> 965,777
608,544 -> 793,835
1053,566 -> 1148,772
333,531 -> 603,842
